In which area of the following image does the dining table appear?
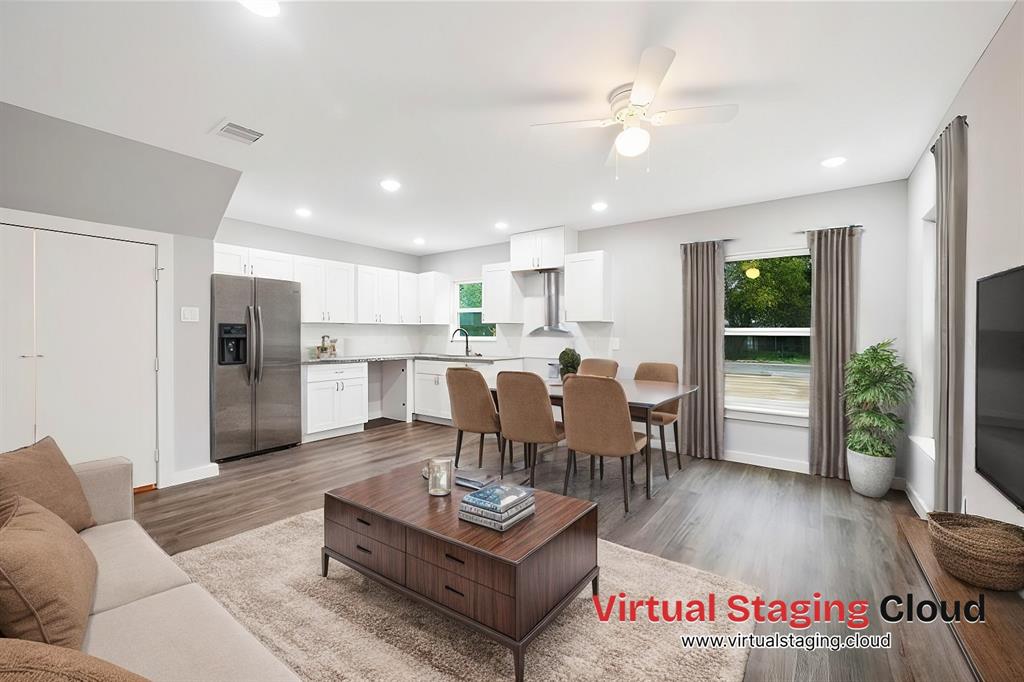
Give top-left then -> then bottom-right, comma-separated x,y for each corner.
488,377 -> 699,499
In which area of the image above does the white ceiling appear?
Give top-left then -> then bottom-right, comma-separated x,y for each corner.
0,1 -> 1012,254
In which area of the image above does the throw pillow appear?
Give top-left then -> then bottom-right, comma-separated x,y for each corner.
0,638 -> 148,681
0,437 -> 95,532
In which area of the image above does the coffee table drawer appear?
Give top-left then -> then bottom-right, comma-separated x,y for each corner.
325,520 -> 405,585
406,556 -> 515,637
325,496 -> 405,551
406,528 -> 515,596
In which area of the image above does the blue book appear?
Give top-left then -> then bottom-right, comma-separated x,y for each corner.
462,483 -> 534,513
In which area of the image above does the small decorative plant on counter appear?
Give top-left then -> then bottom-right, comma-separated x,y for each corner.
844,339 -> 914,497
558,347 -> 580,379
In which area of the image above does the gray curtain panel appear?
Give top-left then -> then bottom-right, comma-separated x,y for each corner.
679,240 -> 725,459
808,226 -> 859,479
932,116 -> 968,512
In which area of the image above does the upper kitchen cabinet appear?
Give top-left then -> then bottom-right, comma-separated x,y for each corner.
481,262 -> 523,323
398,271 -> 419,325
564,250 -> 613,322
293,256 -> 355,323
356,265 -> 400,324
213,244 -> 294,280
508,226 -> 578,271
417,271 -> 452,324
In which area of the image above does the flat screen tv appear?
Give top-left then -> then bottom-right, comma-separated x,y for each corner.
976,265 -> 1024,510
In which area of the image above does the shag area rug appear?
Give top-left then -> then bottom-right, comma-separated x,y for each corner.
174,510 -> 756,681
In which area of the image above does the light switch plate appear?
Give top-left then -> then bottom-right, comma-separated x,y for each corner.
180,306 -> 200,323
610,337 -> 621,351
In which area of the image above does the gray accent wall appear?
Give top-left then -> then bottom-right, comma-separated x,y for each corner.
0,103 -> 240,239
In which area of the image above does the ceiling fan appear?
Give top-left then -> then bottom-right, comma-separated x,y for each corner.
531,46 -> 738,164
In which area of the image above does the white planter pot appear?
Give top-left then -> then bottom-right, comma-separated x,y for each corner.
846,448 -> 896,498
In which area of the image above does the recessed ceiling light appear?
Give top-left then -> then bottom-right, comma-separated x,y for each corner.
591,201 -> 608,212
413,237 -> 425,246
820,156 -> 847,168
238,1 -> 280,18
380,178 -> 401,192
495,222 -> 509,231
294,207 -> 312,218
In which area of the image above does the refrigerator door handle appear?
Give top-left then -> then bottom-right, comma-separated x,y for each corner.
255,305 -> 265,383
245,305 -> 256,386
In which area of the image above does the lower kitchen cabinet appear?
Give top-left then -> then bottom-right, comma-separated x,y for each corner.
413,359 -> 523,420
304,363 -> 369,434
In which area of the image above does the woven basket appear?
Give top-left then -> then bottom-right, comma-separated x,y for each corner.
927,512 -> 1024,591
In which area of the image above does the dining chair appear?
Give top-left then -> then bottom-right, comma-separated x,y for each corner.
562,375 -> 648,514
495,371 -> 565,486
577,357 -> 619,378
634,362 -> 683,476
446,367 -> 505,474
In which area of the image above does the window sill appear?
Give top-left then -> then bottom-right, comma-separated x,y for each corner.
908,435 -> 936,461
725,403 -> 809,427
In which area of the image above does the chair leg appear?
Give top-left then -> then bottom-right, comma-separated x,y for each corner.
674,421 -> 682,470
454,430 -> 463,468
599,456 -> 604,480
478,433 -> 485,468
660,425 -> 670,480
620,457 -> 630,514
629,454 -> 635,485
570,451 -> 577,474
589,455 -> 595,480
499,436 -> 506,479
529,444 -> 537,487
562,449 -> 575,495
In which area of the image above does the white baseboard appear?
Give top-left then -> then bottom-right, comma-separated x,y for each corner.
901,479 -> 931,518
159,463 -> 218,488
722,449 -> 810,475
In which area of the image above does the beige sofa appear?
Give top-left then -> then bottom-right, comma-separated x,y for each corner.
72,458 -> 298,681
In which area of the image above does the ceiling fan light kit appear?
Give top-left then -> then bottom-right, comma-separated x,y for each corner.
614,126 -> 651,157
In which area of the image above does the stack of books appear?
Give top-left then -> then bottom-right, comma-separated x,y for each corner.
458,483 -> 535,531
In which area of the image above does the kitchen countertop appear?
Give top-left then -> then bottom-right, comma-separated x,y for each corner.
302,354 -> 524,365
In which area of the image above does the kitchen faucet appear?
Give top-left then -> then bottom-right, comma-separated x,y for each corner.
452,327 -> 472,356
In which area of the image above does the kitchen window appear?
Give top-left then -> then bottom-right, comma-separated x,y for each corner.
724,250 -> 811,414
454,281 -> 496,339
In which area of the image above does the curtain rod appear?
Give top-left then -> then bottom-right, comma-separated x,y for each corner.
792,224 -> 864,234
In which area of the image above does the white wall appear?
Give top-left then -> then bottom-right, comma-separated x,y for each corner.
421,180 -> 909,470
905,1 -> 1024,524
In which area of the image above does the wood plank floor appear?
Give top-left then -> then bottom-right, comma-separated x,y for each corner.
135,420 -> 971,682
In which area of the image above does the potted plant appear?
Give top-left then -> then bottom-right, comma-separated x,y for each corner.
844,339 -> 914,497
558,347 -> 580,380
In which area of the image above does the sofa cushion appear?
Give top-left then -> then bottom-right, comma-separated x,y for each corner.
83,583 -> 298,682
79,520 -> 190,614
0,437 -> 95,532
0,497 -> 97,649
0,637 -> 148,681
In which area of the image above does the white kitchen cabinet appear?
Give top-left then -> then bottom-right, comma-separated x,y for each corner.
481,262 -> 523,323
508,226 -> 578,271
304,363 -> 369,434
213,244 -> 294,280
564,250 -> 613,322
417,271 -> 452,324
356,266 -> 400,324
414,371 -> 450,419
398,271 -> 419,324
305,380 -> 340,433
294,257 -> 355,323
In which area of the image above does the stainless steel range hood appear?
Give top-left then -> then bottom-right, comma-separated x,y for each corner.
529,270 -> 572,336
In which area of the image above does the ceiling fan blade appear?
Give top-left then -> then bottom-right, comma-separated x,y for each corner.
629,46 -> 676,107
650,104 -> 739,127
530,118 -> 615,130
604,143 -> 617,167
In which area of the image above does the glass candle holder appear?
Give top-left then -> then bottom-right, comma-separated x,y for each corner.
427,457 -> 453,496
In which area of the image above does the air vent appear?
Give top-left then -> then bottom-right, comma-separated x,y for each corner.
212,119 -> 263,145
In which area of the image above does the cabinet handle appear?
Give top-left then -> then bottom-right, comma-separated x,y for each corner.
444,585 -> 465,598
327,311 -> 331,321
355,517 -> 371,527
340,380 -> 345,391
356,544 -> 372,555
444,552 -> 465,565
335,381 -> 339,392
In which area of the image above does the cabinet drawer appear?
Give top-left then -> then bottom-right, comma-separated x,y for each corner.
405,555 -> 515,637
325,520 -> 405,585
324,497 -> 405,551
406,528 -> 515,596
307,363 -> 368,382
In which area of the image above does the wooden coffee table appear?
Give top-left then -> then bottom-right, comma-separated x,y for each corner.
322,462 -> 598,681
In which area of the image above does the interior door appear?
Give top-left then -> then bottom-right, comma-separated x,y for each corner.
293,256 -> 326,323
325,261 -> 355,323
0,225 -> 37,452
254,278 -> 301,451
34,230 -> 158,486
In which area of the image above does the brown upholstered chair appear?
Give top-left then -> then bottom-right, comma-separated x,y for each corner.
577,357 -> 619,378
562,375 -> 648,513
495,371 -> 564,486
446,367 -> 505,474
634,362 -> 683,476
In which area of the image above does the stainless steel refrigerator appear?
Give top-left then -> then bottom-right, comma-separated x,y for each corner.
211,274 -> 301,461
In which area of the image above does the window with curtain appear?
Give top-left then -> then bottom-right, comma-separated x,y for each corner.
454,281 -> 496,338
724,251 -> 811,412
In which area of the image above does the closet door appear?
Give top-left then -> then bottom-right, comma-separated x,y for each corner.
34,230 -> 158,486
0,225 -> 37,452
